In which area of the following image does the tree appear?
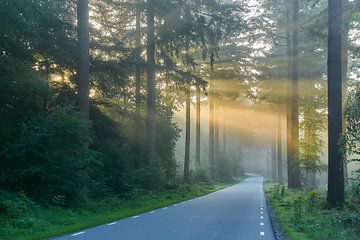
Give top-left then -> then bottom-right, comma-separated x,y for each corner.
288,0 -> 302,189
146,0 -> 156,164
327,0 -> 344,207
183,84 -> 191,183
277,114 -> 283,183
77,0 -> 90,121
195,86 -> 201,166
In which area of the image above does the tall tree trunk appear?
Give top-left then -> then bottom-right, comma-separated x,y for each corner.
208,80 -> 215,180
271,130 -> 277,182
222,112 -> 227,153
327,0 -> 344,207
77,0 -> 90,121
135,1 -> 141,120
285,0 -> 293,187
214,99 -> 220,179
277,113 -> 283,183
146,0 -> 156,164
183,84 -> 191,183
134,1 -> 142,168
76,0 -> 90,200
195,86 -> 201,166
288,0 -> 302,189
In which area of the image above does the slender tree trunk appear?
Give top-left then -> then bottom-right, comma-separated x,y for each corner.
208,81 -> 215,180
327,0 -> 344,207
183,84 -> 191,183
288,0 -> 302,189
271,130 -> 277,182
222,112 -> 227,154
146,0 -> 156,164
76,0 -> 90,200
195,86 -> 201,166
135,2 -> 141,120
134,1 -> 142,168
277,113 -> 283,183
214,99 -> 220,179
285,0 -> 292,187
77,0 -> 90,121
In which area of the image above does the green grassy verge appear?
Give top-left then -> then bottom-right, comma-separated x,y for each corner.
266,184 -> 360,240
1,178 -> 244,240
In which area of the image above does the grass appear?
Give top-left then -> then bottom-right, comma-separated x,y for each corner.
266,183 -> 360,240
1,178 -> 244,240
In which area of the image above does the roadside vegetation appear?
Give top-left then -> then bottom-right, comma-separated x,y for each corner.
0,179 -> 243,240
266,183 -> 360,240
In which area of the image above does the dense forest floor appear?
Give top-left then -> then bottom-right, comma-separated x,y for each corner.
266,183 -> 360,240
0,179 -> 243,240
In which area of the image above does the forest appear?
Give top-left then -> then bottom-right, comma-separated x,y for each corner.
0,0 -> 359,239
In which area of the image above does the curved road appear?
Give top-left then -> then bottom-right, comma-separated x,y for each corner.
54,175 -> 275,240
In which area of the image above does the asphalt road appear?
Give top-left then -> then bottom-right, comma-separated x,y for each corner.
54,175 -> 275,240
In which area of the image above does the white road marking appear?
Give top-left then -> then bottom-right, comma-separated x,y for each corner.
260,216 -> 264,219
260,211 -> 264,214
260,231 -> 265,236
260,208 -> 263,210
132,216 -> 139,219
71,232 -> 85,237
174,204 -> 178,207
107,222 -> 117,226
260,222 -> 264,226
163,207 -> 168,210
149,210 -> 156,214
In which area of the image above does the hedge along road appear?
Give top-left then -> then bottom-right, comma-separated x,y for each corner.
53,175 -> 275,240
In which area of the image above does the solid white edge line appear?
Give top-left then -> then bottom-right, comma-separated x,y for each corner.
71,232 -> 85,237
163,207 -> 168,210
150,210 -> 156,213
132,215 -> 139,219
107,222 -> 117,226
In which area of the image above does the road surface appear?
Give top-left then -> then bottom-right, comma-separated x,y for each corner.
54,175 -> 275,240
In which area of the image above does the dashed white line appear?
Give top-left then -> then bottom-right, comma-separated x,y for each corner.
260,231 -> 265,236
260,222 -> 264,226
71,232 -> 85,237
260,207 -> 263,210
107,222 -> 117,226
260,211 -> 264,214
260,216 -> 264,219
132,215 -> 139,219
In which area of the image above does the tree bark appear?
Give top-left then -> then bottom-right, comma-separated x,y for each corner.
214,99 -> 220,179
77,0 -> 90,121
146,0 -> 156,164
327,0 -> 344,207
208,80 -> 215,180
76,0 -> 90,200
271,130 -> 277,182
135,1 -> 141,120
195,86 -> 201,166
184,84 -> 191,183
288,0 -> 302,189
277,113 -> 283,183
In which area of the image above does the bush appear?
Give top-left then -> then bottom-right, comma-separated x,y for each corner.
0,106 -> 93,205
0,191 -> 34,222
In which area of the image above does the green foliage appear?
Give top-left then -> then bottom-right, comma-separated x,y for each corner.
0,106 -> 93,205
267,185 -> 360,240
0,181 -> 238,240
